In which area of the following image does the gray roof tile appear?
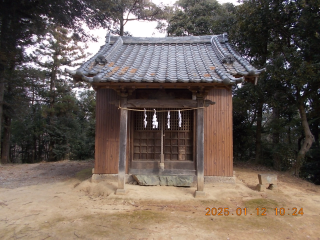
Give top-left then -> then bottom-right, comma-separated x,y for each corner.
70,33 -> 263,85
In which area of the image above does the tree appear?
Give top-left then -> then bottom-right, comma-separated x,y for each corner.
9,68 -> 96,163
69,90 -> 96,160
165,0 -> 236,36
91,0 -> 167,36
31,25 -> 88,161
231,0 -> 319,174
0,0 -> 105,163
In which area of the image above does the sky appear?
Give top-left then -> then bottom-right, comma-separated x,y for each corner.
87,0 -> 240,55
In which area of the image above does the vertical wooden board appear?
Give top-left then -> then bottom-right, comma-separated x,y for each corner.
126,111 -> 131,174
95,89 -> 120,174
227,91 -> 233,176
204,88 -> 233,176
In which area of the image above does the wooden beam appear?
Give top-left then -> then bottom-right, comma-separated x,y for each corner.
130,160 -> 195,170
126,99 -> 215,108
195,96 -> 205,198
130,168 -> 196,176
92,82 -> 230,90
116,94 -> 128,195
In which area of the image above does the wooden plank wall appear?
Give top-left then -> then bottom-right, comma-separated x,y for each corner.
95,89 -> 120,174
204,88 -> 233,176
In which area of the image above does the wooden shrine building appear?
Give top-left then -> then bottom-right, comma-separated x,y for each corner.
67,33 -> 263,197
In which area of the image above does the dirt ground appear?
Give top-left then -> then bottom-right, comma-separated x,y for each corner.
0,160 -> 320,240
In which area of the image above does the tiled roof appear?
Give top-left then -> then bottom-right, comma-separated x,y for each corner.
67,33 -> 264,85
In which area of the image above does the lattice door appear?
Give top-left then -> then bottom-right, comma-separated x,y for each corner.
164,110 -> 193,161
133,109 -> 193,161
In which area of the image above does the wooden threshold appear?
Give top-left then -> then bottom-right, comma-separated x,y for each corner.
129,168 -> 196,176
131,160 -> 195,170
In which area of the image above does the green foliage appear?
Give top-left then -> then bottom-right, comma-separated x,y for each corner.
232,83 -> 259,161
166,0 -> 236,36
6,24 -> 96,163
91,0 -> 167,36
231,0 -> 320,177
0,0 -> 109,163
9,78 -> 96,163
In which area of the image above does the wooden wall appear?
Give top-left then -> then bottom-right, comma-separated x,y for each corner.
204,88 -> 233,176
95,87 -> 233,176
95,89 -> 120,174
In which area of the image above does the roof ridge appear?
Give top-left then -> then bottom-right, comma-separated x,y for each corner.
103,37 -> 123,63
225,42 -> 265,76
211,34 -> 235,64
74,40 -> 111,77
120,35 -> 213,44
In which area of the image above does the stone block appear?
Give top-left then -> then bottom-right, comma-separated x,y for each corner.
133,175 -> 194,187
133,175 -> 159,186
166,176 -> 176,186
194,190 -> 206,198
257,184 -> 266,192
115,189 -> 126,195
159,176 -> 168,186
257,174 -> 278,191
258,174 -> 277,185
175,176 -> 194,187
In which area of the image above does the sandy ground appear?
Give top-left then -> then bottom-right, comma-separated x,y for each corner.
0,160 -> 320,240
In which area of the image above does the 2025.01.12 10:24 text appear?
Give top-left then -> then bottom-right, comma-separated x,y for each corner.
205,207 -> 304,216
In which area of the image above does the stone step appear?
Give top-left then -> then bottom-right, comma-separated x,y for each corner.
133,175 -> 195,187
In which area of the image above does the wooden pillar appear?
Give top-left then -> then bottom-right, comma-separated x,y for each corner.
195,96 -> 205,197
159,113 -> 165,171
116,93 -> 128,195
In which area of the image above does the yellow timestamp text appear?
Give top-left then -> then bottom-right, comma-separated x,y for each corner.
205,207 -> 304,216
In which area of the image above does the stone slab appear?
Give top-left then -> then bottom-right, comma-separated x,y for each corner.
92,174 -> 134,183
176,176 -> 194,186
258,174 -> 277,185
133,175 -> 159,186
92,173 -> 236,186
133,175 -> 194,187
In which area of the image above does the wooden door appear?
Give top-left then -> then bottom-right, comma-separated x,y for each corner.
164,110 -> 193,161
131,108 -> 194,173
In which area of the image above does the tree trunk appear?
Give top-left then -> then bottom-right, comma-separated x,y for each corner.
0,80 -> 5,164
38,135 -> 43,161
272,107 -> 281,171
295,103 -> 315,176
1,115 -> 11,163
48,55 -> 57,162
255,101 -> 263,163
311,114 -> 319,147
120,13 -> 124,36
0,15 -> 8,165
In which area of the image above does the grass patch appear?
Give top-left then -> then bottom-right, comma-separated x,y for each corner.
199,199 -> 223,206
120,210 -> 165,223
75,168 -> 92,180
243,198 -> 279,209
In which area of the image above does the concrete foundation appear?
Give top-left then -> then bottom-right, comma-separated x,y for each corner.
92,174 -> 135,184
205,176 -> 236,184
